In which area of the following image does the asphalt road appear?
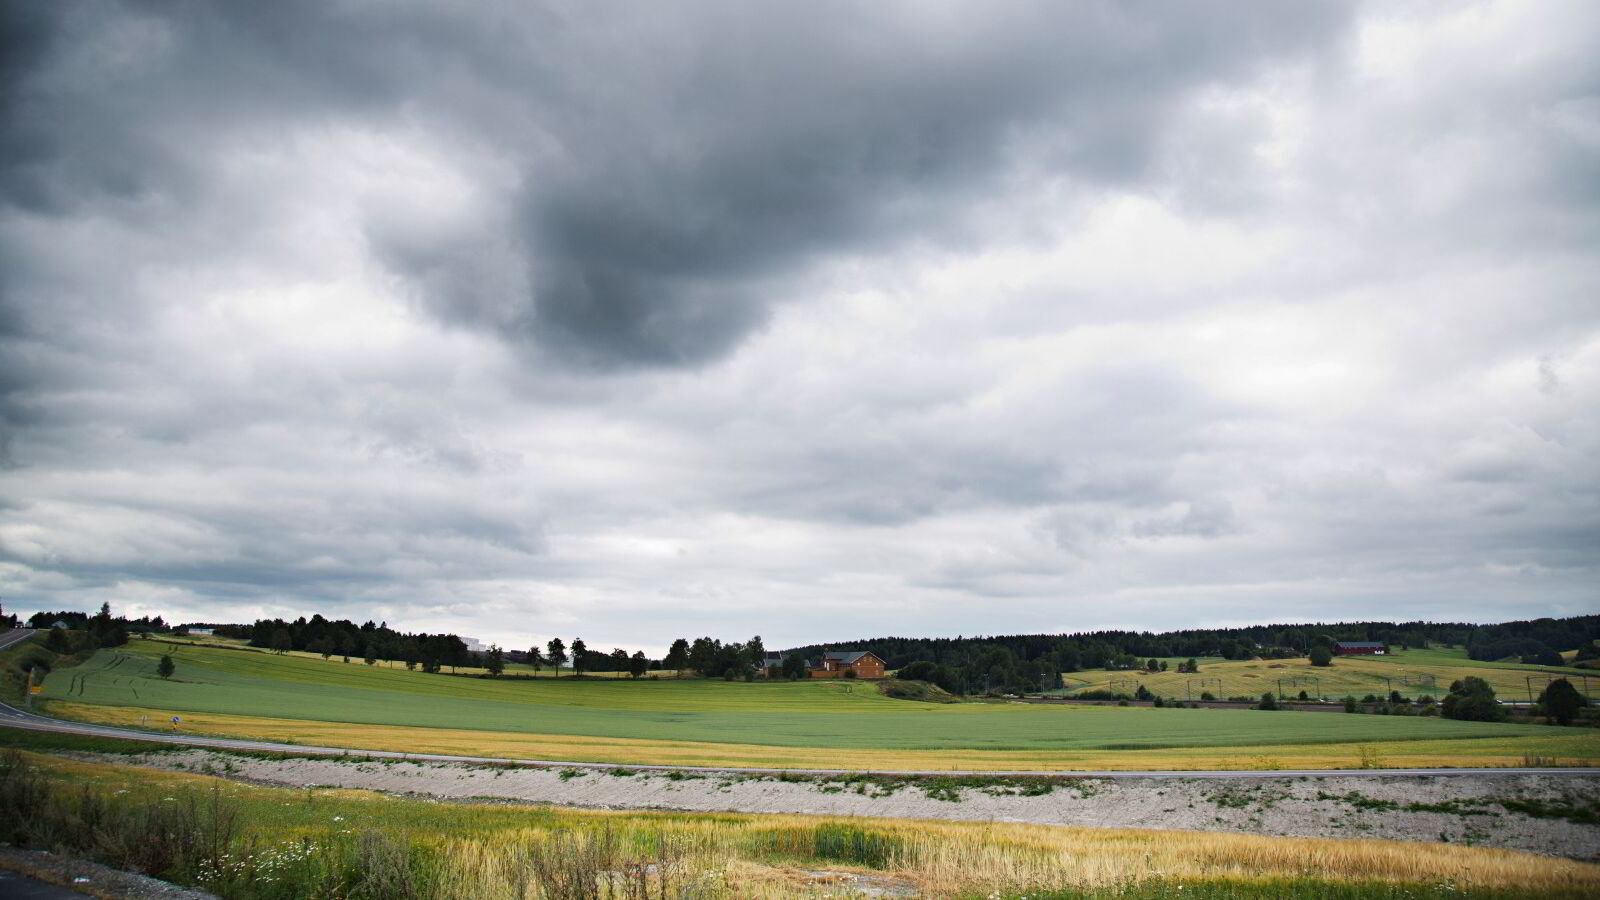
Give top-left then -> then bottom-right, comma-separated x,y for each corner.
0,868 -> 89,900
2,627 -> 1597,780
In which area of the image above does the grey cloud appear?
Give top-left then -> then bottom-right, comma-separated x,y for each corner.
1,1 -> 1596,648
5,1 -> 1355,369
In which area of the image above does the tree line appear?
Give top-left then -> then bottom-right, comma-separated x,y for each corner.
781,615 -> 1599,697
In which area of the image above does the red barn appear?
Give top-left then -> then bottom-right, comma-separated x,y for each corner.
1333,641 -> 1385,656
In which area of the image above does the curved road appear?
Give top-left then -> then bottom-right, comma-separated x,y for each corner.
3,629 -> 1597,780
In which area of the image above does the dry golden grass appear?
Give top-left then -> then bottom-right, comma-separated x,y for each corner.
45,700 -> 1600,771
428,820 -> 1600,897
21,751 -> 1600,898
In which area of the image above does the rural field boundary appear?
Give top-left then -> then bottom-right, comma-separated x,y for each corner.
4,696 -> 1597,779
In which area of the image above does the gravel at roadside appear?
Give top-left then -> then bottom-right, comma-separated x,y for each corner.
79,749 -> 1600,861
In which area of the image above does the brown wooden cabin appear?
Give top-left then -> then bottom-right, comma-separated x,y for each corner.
1333,641 -> 1386,656
811,649 -> 886,679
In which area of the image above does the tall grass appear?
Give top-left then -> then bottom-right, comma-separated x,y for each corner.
6,750 -> 1600,898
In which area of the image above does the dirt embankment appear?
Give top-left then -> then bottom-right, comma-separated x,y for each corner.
83,750 -> 1600,861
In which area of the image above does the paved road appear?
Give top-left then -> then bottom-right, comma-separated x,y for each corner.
0,869 -> 89,899
3,627 -> 1597,780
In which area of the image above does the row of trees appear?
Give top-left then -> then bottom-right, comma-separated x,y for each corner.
518,638 -> 652,679
234,616 -> 480,673
38,604 -> 132,653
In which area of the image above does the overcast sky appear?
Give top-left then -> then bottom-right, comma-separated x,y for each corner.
1,1 -> 1596,653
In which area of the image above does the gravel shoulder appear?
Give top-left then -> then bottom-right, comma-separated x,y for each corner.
83,750 -> 1600,861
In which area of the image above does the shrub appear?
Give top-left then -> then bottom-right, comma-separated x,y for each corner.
1308,645 -> 1333,667
1256,692 -> 1278,711
1538,678 -> 1586,726
843,669 -> 858,679
1075,690 -> 1132,701
1442,677 -> 1506,722
1343,696 -> 1358,713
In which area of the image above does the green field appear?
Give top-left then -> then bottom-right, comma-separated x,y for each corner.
1062,647 -> 1596,703
31,638 -> 1598,771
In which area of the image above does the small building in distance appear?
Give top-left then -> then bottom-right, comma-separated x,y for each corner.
1333,641 -> 1386,656
813,650 -> 886,679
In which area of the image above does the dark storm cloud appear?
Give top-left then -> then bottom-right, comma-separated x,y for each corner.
3,0 -> 1352,369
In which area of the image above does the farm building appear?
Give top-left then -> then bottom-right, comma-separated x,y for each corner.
761,649 -> 888,678
1333,641 -> 1386,656
812,650 -> 886,679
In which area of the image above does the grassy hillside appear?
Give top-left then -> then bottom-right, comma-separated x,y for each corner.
32,638 -> 1600,770
1061,647 -> 1596,702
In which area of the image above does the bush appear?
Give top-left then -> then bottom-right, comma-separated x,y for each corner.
1256,692 -> 1278,711
1343,696 -> 1358,713
1538,678 -> 1586,726
1074,690 -> 1132,701
1441,677 -> 1505,722
1308,645 -> 1333,667
843,669 -> 858,679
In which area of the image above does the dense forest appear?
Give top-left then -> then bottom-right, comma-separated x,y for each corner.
779,615 -> 1600,696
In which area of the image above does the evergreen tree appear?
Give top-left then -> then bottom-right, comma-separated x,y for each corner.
157,655 -> 175,679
